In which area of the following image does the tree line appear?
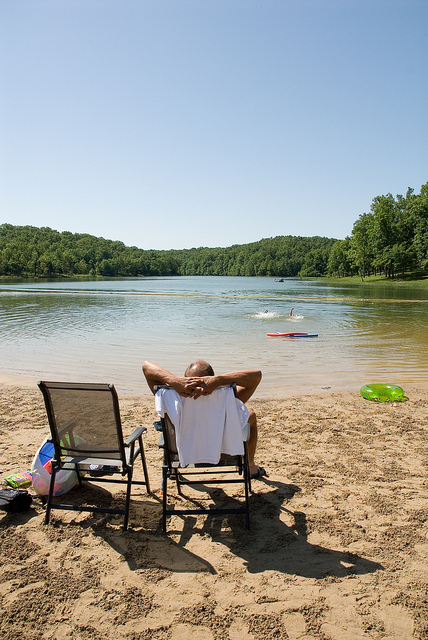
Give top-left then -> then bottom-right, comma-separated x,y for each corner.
0,224 -> 336,278
1,180 -> 427,279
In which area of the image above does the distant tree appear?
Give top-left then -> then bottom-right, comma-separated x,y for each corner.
410,182 -> 428,268
327,238 -> 354,277
299,248 -> 330,277
349,213 -> 375,279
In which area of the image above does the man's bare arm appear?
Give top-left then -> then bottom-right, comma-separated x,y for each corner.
190,370 -> 262,403
142,361 -> 195,396
143,361 -> 262,402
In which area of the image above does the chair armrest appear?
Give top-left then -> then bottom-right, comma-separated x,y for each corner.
57,420 -> 76,439
125,426 -> 146,446
242,423 -> 250,442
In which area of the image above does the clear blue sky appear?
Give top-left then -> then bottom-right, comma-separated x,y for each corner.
1,0 -> 427,250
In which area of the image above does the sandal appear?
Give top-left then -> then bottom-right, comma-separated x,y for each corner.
250,466 -> 268,479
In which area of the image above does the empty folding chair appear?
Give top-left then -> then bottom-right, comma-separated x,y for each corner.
38,381 -> 150,530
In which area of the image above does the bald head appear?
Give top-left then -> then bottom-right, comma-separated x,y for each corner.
184,360 -> 215,377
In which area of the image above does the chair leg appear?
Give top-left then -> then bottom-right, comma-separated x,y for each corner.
44,466 -> 57,525
76,464 -> 83,488
138,436 -> 151,494
244,465 -> 251,531
162,466 -> 168,533
244,444 -> 252,494
173,468 -> 183,495
123,468 -> 133,531
243,446 -> 251,530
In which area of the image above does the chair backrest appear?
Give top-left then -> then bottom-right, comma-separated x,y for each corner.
162,412 -> 180,467
38,382 -> 126,464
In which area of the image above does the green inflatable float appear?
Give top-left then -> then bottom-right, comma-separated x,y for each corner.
360,384 -> 408,403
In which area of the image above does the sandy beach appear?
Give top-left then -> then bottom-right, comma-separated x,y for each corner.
1,379 -> 428,640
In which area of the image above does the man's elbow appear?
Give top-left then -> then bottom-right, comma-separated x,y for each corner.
142,361 -> 152,377
253,370 -> 262,385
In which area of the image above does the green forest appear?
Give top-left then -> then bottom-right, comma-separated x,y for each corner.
1,181 -> 427,279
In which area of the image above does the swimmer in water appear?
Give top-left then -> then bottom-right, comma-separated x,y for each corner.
289,308 -> 294,317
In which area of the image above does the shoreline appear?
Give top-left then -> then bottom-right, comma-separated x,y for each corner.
1,371 -> 427,399
1,380 -> 428,638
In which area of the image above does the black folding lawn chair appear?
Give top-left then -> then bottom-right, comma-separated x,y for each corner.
154,385 -> 251,532
38,381 -> 150,530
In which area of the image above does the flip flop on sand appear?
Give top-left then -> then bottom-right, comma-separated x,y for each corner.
250,466 -> 268,479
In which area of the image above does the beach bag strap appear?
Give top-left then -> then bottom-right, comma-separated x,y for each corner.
0,488 -> 33,513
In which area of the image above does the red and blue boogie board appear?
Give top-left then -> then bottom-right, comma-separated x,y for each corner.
267,332 -> 318,338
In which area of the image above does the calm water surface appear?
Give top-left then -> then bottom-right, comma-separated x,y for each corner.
1,276 -> 427,397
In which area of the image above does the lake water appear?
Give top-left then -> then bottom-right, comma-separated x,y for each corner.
1,276 -> 428,397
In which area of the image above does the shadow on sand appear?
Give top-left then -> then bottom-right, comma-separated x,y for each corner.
95,477 -> 383,578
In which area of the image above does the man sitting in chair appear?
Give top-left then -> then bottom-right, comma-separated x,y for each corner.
142,360 -> 266,479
